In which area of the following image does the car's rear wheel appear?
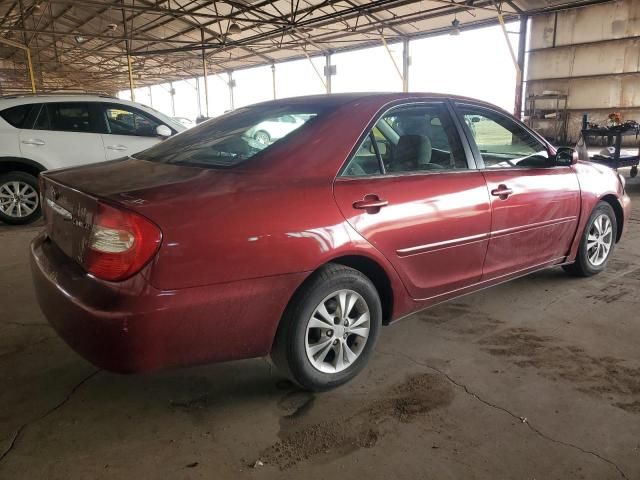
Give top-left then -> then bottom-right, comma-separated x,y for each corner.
0,172 -> 41,225
563,201 -> 616,277
254,130 -> 271,145
271,264 -> 382,391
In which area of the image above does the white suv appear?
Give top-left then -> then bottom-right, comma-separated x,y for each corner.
0,94 -> 185,225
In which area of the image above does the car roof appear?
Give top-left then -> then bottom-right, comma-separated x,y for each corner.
236,92 -> 508,115
1,94 -> 137,107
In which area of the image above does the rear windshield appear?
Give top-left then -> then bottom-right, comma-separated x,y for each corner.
134,103 -> 326,168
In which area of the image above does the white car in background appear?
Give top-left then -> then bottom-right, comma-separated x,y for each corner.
172,116 -> 195,129
247,114 -> 306,145
0,94 -> 185,225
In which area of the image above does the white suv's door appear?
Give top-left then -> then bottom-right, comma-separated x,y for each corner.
18,102 -> 105,169
98,102 -> 168,160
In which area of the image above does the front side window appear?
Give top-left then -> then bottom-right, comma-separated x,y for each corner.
343,103 -> 468,176
104,105 -> 161,137
134,104 -> 323,168
34,102 -> 94,133
458,106 -> 550,168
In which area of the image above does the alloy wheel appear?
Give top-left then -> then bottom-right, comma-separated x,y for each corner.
305,289 -> 370,374
0,181 -> 39,219
587,214 -> 613,266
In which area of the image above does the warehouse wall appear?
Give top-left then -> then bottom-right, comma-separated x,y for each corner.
525,0 -> 640,143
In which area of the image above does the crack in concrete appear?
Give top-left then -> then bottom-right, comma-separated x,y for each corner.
378,349 -> 629,480
0,369 -> 99,464
1,322 -> 50,328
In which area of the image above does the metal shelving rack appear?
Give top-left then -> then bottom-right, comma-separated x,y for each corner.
526,93 -> 569,144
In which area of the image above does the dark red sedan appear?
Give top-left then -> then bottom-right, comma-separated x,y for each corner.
31,93 -> 630,390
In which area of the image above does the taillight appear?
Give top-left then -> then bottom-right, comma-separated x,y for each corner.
84,203 -> 161,281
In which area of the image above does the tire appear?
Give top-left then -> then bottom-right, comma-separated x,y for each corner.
0,171 -> 41,225
563,201 -> 616,277
254,130 -> 271,145
271,264 -> 382,391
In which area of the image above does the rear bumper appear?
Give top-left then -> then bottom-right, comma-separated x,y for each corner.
30,232 -> 307,373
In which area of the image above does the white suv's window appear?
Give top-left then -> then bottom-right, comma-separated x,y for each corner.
33,102 -> 95,133
0,105 -> 33,128
103,105 -> 161,137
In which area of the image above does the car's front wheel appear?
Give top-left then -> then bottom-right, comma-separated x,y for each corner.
271,264 -> 382,391
0,171 -> 41,225
563,201 -> 617,276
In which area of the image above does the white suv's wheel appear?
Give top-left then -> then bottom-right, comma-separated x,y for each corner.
0,172 -> 41,225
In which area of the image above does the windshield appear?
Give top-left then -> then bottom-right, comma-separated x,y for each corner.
134,103 -> 324,168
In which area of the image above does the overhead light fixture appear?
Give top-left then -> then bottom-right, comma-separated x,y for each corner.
74,35 -> 87,43
228,23 -> 241,35
106,23 -> 118,31
450,17 -> 461,36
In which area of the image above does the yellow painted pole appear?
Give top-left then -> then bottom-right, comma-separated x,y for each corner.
303,49 -> 326,90
25,48 -> 36,93
497,12 -> 522,89
127,54 -> 135,101
202,56 -> 209,117
201,29 -> 209,117
380,34 -> 403,85
0,37 -> 36,92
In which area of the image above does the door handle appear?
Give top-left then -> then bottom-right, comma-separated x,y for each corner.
106,145 -> 128,151
353,194 -> 389,212
491,185 -> 513,199
21,139 -> 45,146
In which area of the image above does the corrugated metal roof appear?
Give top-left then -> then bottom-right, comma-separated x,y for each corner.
0,0 -> 614,94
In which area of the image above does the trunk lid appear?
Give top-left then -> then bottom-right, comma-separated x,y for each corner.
40,157 -> 249,271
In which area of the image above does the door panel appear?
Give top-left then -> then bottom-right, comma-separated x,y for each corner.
454,103 -> 581,279
100,103 -> 165,160
19,130 -> 105,169
18,102 -> 105,169
482,168 -> 580,278
101,134 -> 161,160
334,172 -> 491,300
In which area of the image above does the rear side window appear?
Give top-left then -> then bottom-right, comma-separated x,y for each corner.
34,102 -> 95,133
0,105 -> 34,128
343,102 -> 468,176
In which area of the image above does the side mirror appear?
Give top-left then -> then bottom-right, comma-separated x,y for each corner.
555,146 -> 578,166
156,124 -> 172,138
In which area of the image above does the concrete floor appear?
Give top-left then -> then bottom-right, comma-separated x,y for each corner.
1,173 -> 639,480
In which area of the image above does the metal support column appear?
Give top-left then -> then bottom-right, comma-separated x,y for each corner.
324,53 -> 333,94
126,54 -> 135,101
228,71 -> 235,110
122,1 -> 135,101
169,81 -> 176,116
201,28 -> 209,117
514,16 -> 528,119
148,86 -> 153,108
271,64 -> 276,99
402,38 -> 410,93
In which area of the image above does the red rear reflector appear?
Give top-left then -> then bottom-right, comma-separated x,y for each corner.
84,203 -> 161,281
